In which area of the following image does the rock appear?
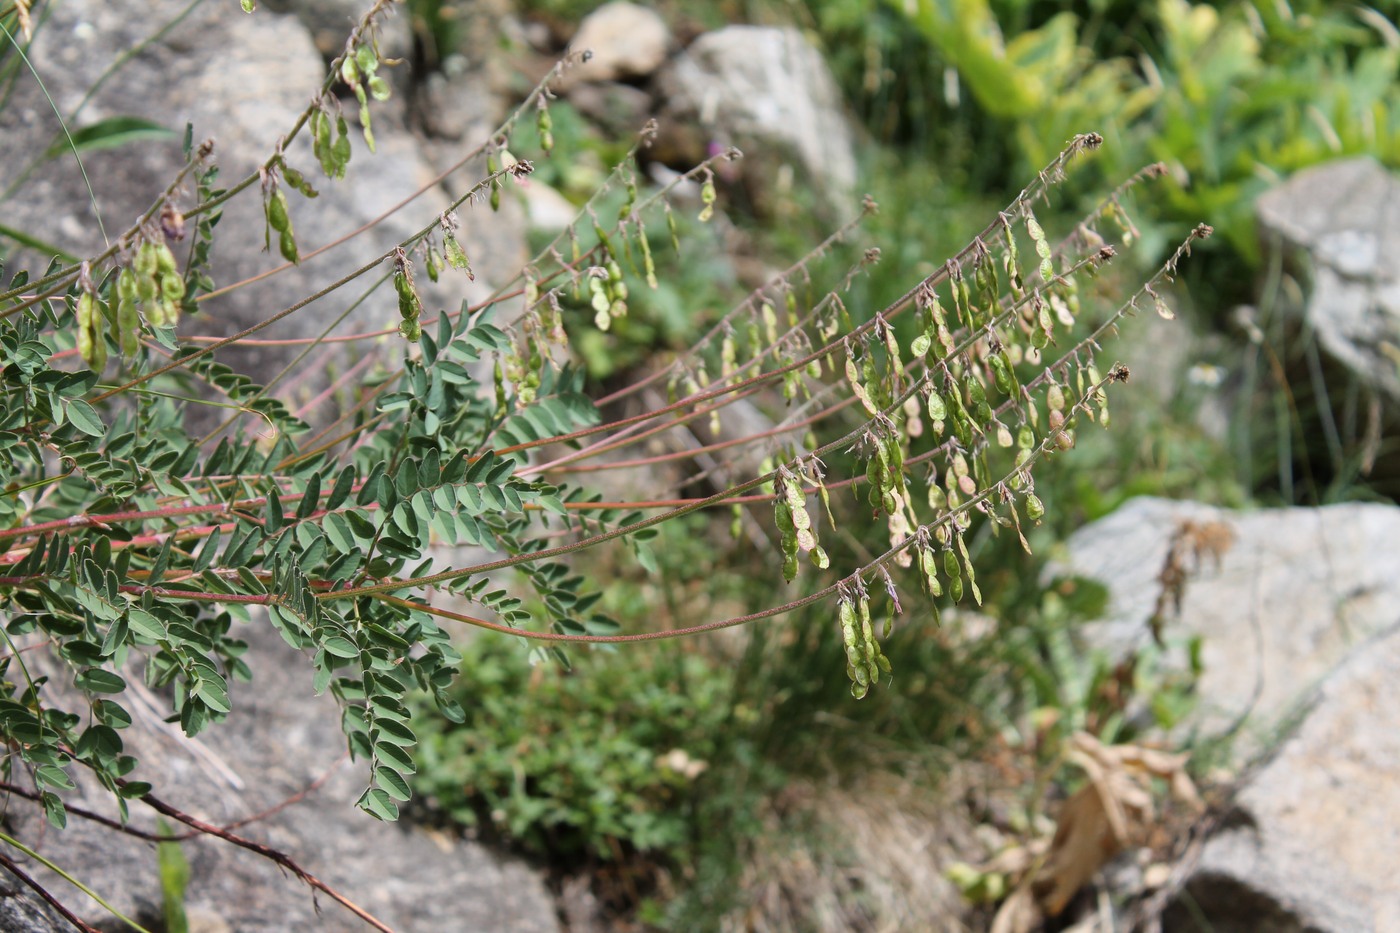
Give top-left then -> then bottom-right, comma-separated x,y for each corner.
654,26 -> 858,216
1056,496 -> 1400,931
560,2 -> 671,88
523,180 -> 579,234
565,80 -> 655,136
1164,623 -> 1400,932
1256,157 -> 1400,401
0,0 -> 522,410
0,882 -> 66,932
4,620 -> 560,932
1054,496 -> 1400,753
260,0 -> 413,62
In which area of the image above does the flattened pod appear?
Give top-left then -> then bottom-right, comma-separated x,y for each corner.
117,297 -> 140,356
77,293 -> 107,370
279,229 -> 299,264
267,189 -> 290,233
927,390 -> 946,421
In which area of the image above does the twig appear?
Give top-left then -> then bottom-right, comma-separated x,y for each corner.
124,783 -> 397,933
0,851 -> 103,933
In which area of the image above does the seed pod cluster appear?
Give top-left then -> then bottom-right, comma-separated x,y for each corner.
311,108 -> 352,179
339,42 -> 387,152
839,591 -> 892,700
773,465 -> 828,583
107,241 -> 184,363
874,426 -> 913,515
589,256 -> 627,331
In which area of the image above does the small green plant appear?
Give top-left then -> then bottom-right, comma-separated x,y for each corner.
413,636 -> 730,862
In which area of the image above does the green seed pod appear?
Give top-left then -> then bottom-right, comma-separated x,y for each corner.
358,95 -> 375,152
355,43 -> 377,75
117,296 -> 140,356
927,390 -> 947,421
666,206 -> 680,253
332,116 -> 352,176
638,230 -> 657,288
155,243 -> 178,276
989,354 -> 1012,395
1025,494 -> 1045,521
487,153 -> 501,211
116,267 -> 137,301
340,56 -> 359,88
698,180 -> 716,222
160,271 -> 186,301
268,189 -> 290,233
444,234 -> 472,277
537,107 -> 553,153
77,292 -> 107,370
135,242 -> 158,278
1047,382 -> 1066,411
279,228 -> 299,264
761,302 -> 778,346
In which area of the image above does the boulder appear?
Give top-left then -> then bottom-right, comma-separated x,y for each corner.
1056,496 -> 1400,931
1164,623 -> 1400,932
1256,157 -> 1400,401
3,619 -> 560,932
259,0 -> 413,62
654,26 -> 858,216
560,2 -> 672,88
0,0 -> 522,406
1053,496 -> 1400,753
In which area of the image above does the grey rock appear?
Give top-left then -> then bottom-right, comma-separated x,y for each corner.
1054,496 -> 1400,754
0,882 -> 68,933
260,0 -> 413,62
1057,496 -> 1400,931
1256,157 -> 1400,401
560,2 -> 672,88
3,620 -> 560,932
1165,625 -> 1400,932
565,81 -> 655,137
0,0 -> 521,410
654,26 -> 858,216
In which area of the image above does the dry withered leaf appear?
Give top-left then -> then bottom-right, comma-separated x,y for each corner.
988,732 -> 1203,928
